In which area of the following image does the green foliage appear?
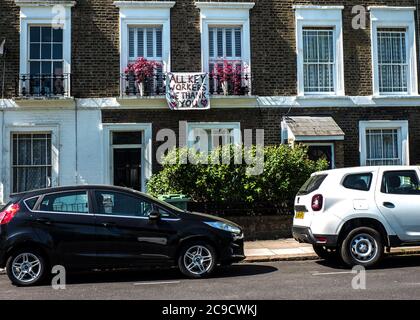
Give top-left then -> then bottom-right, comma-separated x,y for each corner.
147,144 -> 328,214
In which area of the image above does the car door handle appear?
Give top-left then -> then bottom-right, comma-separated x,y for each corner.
101,222 -> 117,228
383,202 -> 395,209
36,218 -> 52,225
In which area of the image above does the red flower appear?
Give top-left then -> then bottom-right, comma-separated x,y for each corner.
125,57 -> 161,83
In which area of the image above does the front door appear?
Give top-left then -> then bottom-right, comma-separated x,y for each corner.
112,131 -> 142,191
92,189 -> 178,268
375,169 -> 420,242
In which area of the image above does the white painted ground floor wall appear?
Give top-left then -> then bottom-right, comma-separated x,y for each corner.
0,106 -> 104,204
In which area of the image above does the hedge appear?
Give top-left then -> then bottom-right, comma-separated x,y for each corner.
147,145 -> 328,216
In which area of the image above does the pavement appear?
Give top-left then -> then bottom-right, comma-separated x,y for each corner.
244,238 -> 420,262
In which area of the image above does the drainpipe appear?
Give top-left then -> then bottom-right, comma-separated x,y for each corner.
74,98 -> 78,185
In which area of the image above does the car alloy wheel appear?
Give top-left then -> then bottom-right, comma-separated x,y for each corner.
11,253 -> 43,284
183,245 -> 213,276
350,233 -> 378,263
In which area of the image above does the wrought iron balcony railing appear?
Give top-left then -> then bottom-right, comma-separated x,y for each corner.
18,73 -> 71,98
120,72 -> 252,97
121,72 -> 166,97
208,73 -> 251,96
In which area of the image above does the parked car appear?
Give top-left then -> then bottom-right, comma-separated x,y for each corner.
293,166 -> 420,268
0,185 -> 245,286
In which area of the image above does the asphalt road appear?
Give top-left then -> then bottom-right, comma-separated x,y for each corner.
2,255 -> 420,300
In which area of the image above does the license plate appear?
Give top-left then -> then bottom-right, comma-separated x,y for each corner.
295,211 -> 305,219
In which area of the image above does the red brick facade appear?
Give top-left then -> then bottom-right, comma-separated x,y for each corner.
1,0 -> 420,168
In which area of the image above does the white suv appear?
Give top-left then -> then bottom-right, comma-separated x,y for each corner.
293,166 -> 420,267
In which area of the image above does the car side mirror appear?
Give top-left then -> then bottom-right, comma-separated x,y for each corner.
149,210 -> 161,221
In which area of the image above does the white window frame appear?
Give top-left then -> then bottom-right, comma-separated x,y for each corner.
304,142 -> 335,169
4,124 -> 60,200
102,123 -> 152,192
195,2 -> 254,73
114,1 -> 174,77
369,6 -> 418,96
359,120 -> 409,166
16,0 -> 74,97
186,122 -> 241,151
294,5 -> 345,96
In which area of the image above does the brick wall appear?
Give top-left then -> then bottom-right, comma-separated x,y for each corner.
102,106 -> 420,170
1,0 -> 419,98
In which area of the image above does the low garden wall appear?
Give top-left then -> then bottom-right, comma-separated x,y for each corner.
225,215 -> 293,240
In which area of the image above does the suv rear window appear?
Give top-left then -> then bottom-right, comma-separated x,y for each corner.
297,174 -> 327,195
343,173 -> 373,191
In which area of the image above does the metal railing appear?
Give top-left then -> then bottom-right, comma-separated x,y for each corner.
120,72 -> 252,97
121,72 -> 166,97
208,73 -> 251,96
18,73 -> 71,98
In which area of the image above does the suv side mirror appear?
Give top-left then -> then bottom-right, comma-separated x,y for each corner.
149,209 -> 161,221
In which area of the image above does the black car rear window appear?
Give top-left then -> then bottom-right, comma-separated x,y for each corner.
297,174 -> 328,195
24,197 -> 40,210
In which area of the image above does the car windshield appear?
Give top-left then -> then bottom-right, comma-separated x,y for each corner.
297,174 -> 328,195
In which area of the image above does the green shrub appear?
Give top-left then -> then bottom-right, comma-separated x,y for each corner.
147,144 -> 328,215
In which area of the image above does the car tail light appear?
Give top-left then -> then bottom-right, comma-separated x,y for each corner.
311,194 -> 323,212
0,203 -> 20,225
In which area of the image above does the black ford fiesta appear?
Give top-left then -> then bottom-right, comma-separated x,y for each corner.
0,185 -> 245,286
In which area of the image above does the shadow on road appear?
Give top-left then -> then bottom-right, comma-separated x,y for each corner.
315,254 -> 420,270
63,264 -> 278,285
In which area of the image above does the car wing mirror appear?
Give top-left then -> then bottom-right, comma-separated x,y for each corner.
149,209 -> 161,221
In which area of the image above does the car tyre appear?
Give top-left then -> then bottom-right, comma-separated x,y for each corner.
340,227 -> 384,268
178,241 -> 217,279
6,249 -> 47,287
312,245 -> 340,261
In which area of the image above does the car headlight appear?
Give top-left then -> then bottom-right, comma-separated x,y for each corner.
204,221 -> 241,234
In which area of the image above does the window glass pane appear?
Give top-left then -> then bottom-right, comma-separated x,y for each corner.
30,44 -> 40,59
156,28 -> 162,58
41,61 -> 52,74
137,29 -> 144,57
25,197 -> 39,210
209,28 -> 214,57
381,171 -> 420,195
52,28 -> 63,42
129,28 -> 135,57
147,28 -> 154,57
226,29 -> 232,57
41,43 -> 52,59
112,131 -> 142,145
53,44 -> 62,59
53,62 -> 63,75
41,27 -> 52,42
30,26 -> 41,42
235,28 -> 241,57
217,29 -> 223,57
343,173 -> 373,191
30,61 -> 41,75
40,191 -> 89,213
95,191 -> 153,217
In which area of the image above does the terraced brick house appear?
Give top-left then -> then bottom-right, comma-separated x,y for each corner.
0,0 -> 420,203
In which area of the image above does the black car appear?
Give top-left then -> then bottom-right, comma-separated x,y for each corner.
0,185 -> 245,286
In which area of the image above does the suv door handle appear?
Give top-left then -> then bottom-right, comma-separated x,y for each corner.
102,222 -> 117,228
36,217 -> 52,225
383,202 -> 395,209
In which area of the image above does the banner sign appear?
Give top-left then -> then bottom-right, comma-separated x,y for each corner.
166,72 -> 210,110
